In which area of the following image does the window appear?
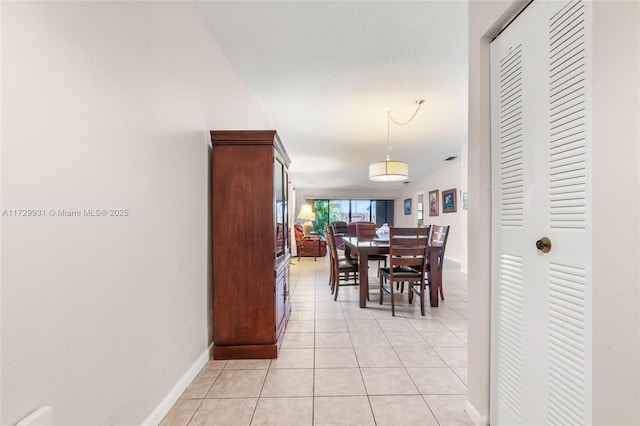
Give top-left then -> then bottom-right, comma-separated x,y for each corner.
350,200 -> 370,223
309,199 -> 395,234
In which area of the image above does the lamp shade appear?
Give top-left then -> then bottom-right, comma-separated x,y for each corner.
297,203 -> 315,237
297,203 -> 316,221
369,160 -> 409,182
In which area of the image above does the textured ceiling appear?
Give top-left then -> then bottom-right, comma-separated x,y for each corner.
194,1 -> 468,190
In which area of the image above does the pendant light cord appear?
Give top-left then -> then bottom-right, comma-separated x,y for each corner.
389,99 -> 424,126
386,99 -> 425,160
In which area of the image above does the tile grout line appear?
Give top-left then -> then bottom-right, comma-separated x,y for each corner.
173,256 -> 470,425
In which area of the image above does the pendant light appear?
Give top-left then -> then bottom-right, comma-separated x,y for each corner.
369,99 -> 424,182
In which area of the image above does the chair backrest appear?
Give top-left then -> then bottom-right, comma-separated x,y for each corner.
430,225 -> 450,250
324,224 -> 341,271
392,225 -> 431,238
428,225 -> 450,273
324,224 -> 333,249
330,221 -> 348,235
355,222 -> 378,241
347,221 -> 375,237
388,227 -> 430,272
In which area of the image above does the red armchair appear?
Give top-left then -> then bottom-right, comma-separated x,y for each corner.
294,224 -> 327,258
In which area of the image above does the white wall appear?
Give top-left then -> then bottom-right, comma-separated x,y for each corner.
591,2 -> 640,424
468,1 -> 640,424
1,2 -> 267,424
460,143 -> 468,273
399,145 -> 467,271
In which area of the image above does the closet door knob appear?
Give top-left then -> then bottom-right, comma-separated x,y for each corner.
536,237 -> 551,253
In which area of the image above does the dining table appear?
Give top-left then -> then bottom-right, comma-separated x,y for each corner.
343,236 -> 442,309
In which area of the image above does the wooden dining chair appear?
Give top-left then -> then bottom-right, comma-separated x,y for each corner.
378,227 -> 430,316
325,225 -> 359,301
325,224 -> 347,288
355,223 -> 388,269
395,225 -> 431,293
404,225 -> 450,311
427,225 -> 450,301
324,225 -> 336,287
330,221 -> 348,251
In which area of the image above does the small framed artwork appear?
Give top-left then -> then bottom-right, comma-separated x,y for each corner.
404,198 -> 412,215
442,188 -> 457,213
429,190 -> 439,216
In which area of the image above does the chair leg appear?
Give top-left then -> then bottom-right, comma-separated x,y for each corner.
428,270 -> 445,301
379,273 -> 384,305
419,280 -> 426,316
329,264 -> 335,291
334,276 -> 339,301
390,278 -> 395,316
365,269 -> 369,302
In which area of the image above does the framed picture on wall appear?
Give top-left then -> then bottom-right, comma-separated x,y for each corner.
442,188 -> 457,213
404,198 -> 412,215
429,190 -> 439,216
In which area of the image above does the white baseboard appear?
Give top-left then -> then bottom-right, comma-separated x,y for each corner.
17,407 -> 54,426
445,256 -> 461,267
143,344 -> 213,425
444,256 -> 468,274
465,400 -> 489,426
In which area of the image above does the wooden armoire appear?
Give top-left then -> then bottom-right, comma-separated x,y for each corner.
210,130 -> 291,359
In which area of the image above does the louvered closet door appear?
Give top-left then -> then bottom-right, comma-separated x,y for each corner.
490,1 -> 592,425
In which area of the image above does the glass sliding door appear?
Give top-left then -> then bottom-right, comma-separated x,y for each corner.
309,198 -> 395,234
350,200 -> 371,222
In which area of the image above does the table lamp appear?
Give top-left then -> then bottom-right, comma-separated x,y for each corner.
297,204 -> 316,237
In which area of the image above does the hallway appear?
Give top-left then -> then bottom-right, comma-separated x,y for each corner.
161,256 -> 471,425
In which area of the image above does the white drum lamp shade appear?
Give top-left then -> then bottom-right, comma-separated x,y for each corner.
369,160 -> 409,182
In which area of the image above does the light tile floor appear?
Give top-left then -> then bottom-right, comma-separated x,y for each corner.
161,256 -> 471,425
